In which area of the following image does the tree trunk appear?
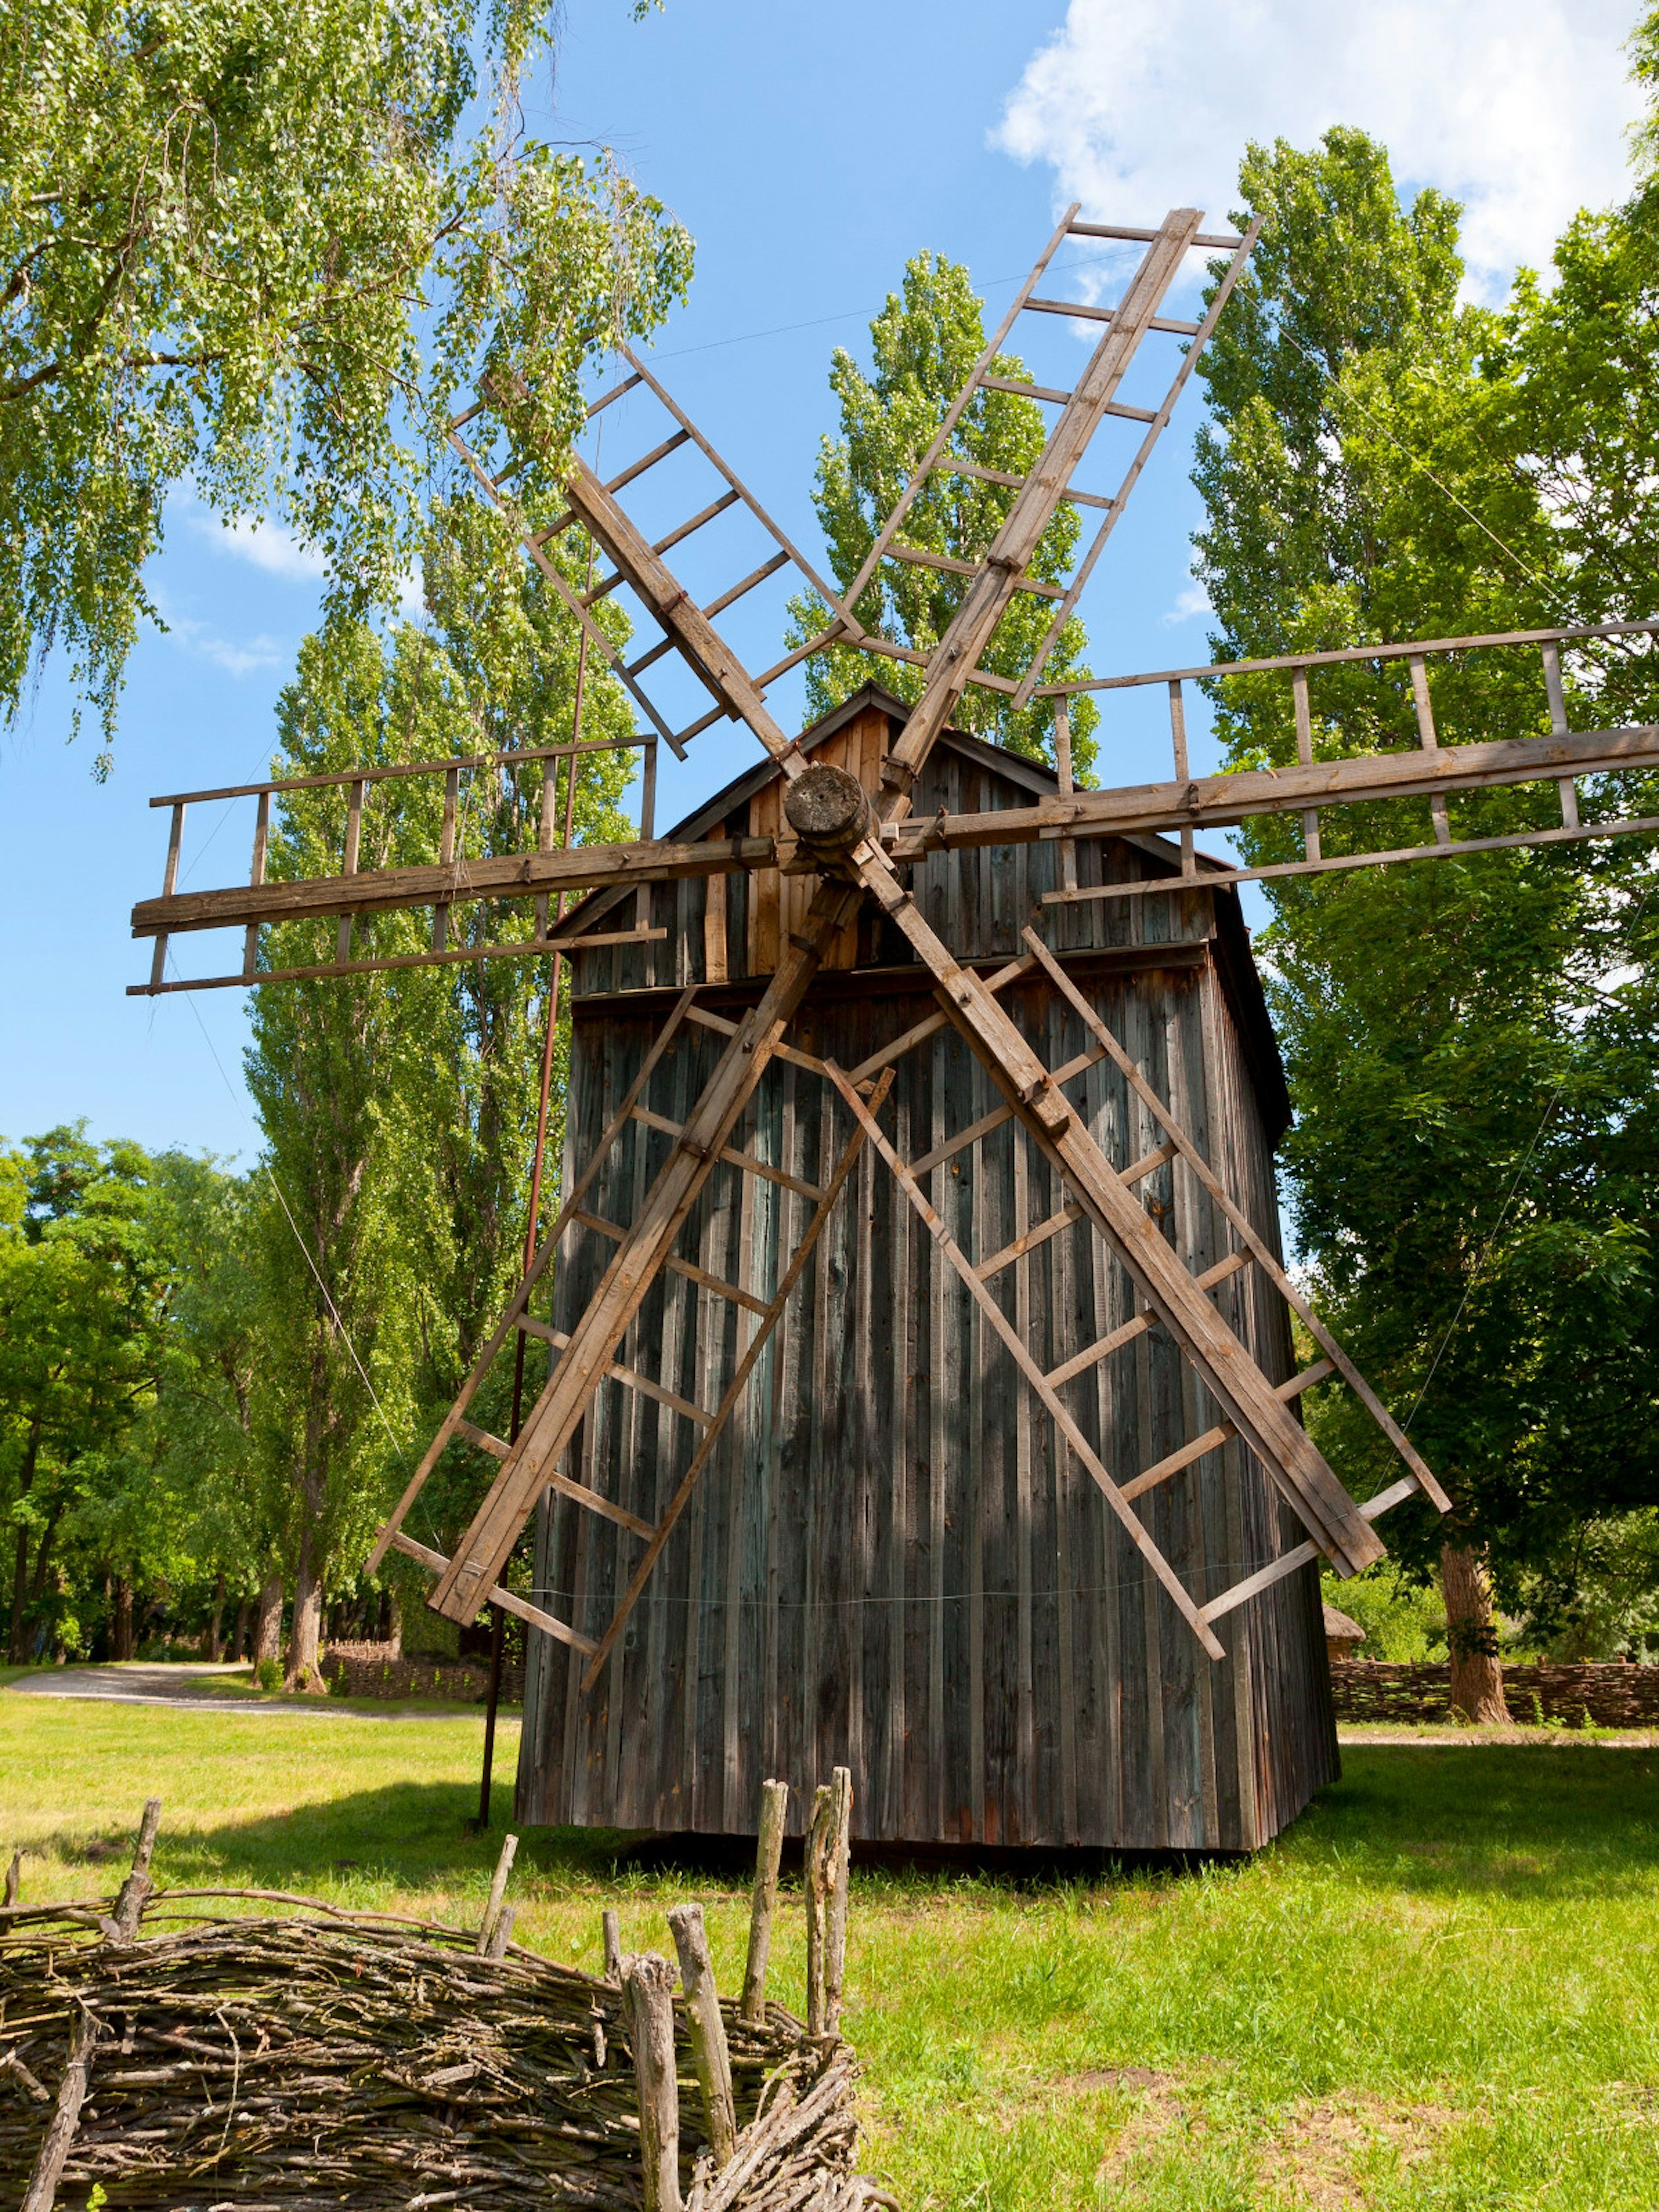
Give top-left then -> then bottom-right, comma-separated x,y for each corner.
206,1574 -> 226,1661
231,1596 -> 250,1661
111,1577 -> 135,1663
7,1418 -> 41,1664
1441,1542 -> 1508,1725
385,1584 -> 402,1658
252,1572 -> 284,1665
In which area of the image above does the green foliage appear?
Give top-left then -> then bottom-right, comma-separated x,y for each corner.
0,0 -> 691,765
1192,124 -> 1659,1614
789,251 -> 1097,771
242,500 -> 639,1638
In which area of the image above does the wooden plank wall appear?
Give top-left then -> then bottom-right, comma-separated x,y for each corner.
515,712 -> 1337,1850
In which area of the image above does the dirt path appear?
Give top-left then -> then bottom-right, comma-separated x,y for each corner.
3,1662 -> 483,1719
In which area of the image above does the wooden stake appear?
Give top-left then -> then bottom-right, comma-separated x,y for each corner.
825,1767 -> 853,2037
623,1952 -> 682,2212
484,1905 -> 516,1959
108,1797 -> 161,1946
805,1783 -> 833,2039
603,1908 -> 623,1985
740,1779 -> 788,2024
19,2009 -> 100,2212
667,1903 -> 737,2168
474,1832 -> 518,1955
3,1848 -> 19,1907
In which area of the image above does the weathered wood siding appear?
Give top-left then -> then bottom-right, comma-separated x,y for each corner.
515,702 -> 1336,1850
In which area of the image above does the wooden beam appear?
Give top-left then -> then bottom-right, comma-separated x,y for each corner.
576,1071 -> 896,1692
857,869 -> 1386,1576
887,722 -> 1659,864
428,879 -> 863,1622
825,1062 -> 1228,1662
132,834 -> 775,940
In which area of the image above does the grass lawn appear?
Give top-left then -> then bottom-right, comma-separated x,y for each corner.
4,1689 -> 1658,2210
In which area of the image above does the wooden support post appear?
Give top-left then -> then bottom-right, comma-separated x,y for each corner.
1167,680 -> 1193,875
805,1783 -> 833,2038
667,1903 -> 737,2168
19,2008 -> 100,2212
4,1848 -> 19,1906
623,1951 -> 682,2212
1408,655 -> 1451,847
824,1767 -> 852,2037
1541,641 -> 1580,826
149,803 -> 184,990
474,1831 -> 518,1955
740,1779 -> 788,2023
603,1907 -> 623,1985
108,1796 -> 161,1946
1291,667 -> 1321,862
244,789 -> 269,979
484,1905 -> 516,1959
1054,699 -> 1079,893
337,777 -> 364,964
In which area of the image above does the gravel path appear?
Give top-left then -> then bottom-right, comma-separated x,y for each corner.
4,1662 -> 484,1719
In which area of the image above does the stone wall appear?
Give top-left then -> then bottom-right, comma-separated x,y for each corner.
1331,1658 -> 1659,1728
321,1642 -> 525,1704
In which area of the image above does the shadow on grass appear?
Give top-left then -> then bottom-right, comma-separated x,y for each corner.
1291,1742 -> 1659,1901
44,1742 -> 1659,1911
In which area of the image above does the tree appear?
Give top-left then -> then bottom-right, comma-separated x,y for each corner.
1191,125 -> 1659,1710
2,0 -> 691,766
0,1128 -> 167,1662
789,251 -> 1097,772
244,501 -> 637,1684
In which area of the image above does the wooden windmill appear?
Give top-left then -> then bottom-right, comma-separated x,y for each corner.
131,207 -> 1659,1850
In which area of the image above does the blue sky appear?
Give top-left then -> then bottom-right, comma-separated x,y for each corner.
3,0 -> 1642,1163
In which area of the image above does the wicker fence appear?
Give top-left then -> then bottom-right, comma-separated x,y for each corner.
1331,1658 -> 1659,1727
320,1642 -> 525,1704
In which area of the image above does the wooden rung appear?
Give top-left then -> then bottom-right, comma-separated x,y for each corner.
885,540 -> 1063,597
1117,1357 -> 1339,1505
655,487 -> 741,556
905,1039 -> 1105,1179
457,1417 -> 511,1459
933,456 -> 1112,513
624,636 -> 675,679
1044,1249 -> 1252,1391
603,427 -> 690,495
979,374 -> 1071,404
388,1530 -> 599,1655
1150,317 -> 1203,337
1024,296 -> 1114,323
1120,1138 -> 1178,1187
630,1106 -> 827,1202
974,1202 -> 1084,1281
702,550 -> 789,621
683,1002 -> 843,1086
1198,1475 -> 1420,1628
564,1210 -> 769,1316
1068,221 -> 1244,250
527,1309 -> 716,1432
1105,401 -> 1159,425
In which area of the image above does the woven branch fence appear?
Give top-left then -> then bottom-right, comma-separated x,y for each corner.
0,1780 -> 892,2212
1331,1659 -> 1659,1728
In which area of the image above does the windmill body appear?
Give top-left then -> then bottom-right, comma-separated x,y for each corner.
526,687 -> 1331,1850
126,205 -> 1659,1848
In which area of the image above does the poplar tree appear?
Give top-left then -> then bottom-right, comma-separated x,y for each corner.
1192,124 -> 1659,1700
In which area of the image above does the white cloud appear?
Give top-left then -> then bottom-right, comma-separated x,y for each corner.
996,0 -> 1644,300
163,611 -> 285,677
1165,581 -> 1211,625
189,511 -> 330,583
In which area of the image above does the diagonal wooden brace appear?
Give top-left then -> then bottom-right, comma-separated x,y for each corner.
856,861 -> 1386,1577
428,878 -> 863,1622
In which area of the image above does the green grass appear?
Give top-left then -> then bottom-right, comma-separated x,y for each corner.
4,1691 -> 1659,2209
